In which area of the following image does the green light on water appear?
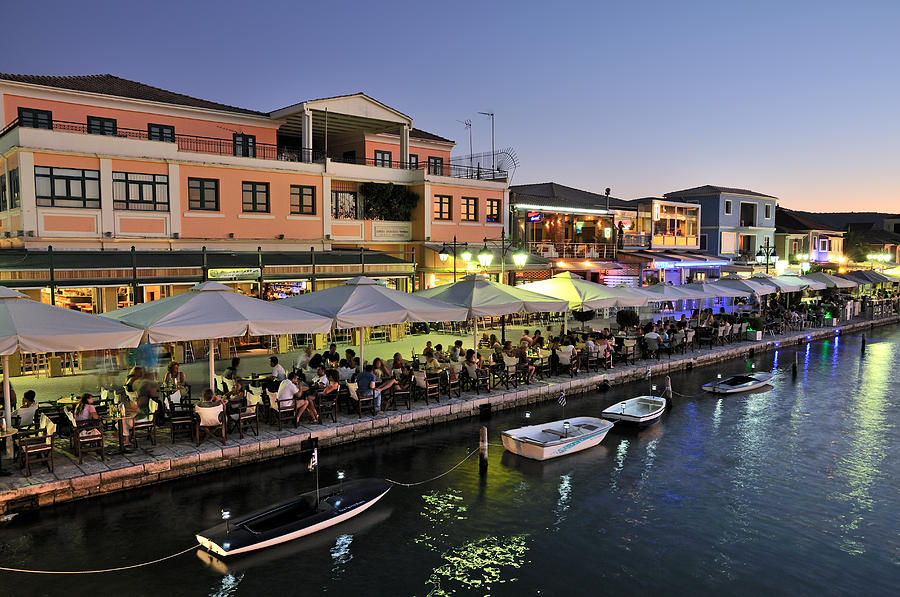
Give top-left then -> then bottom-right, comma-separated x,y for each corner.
425,534 -> 529,595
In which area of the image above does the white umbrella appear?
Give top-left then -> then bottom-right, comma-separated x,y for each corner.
416,274 -> 569,346
518,272 -> 648,310
278,276 -> 469,369
750,273 -> 803,293
0,286 -> 144,426
104,281 -> 332,390
678,281 -> 751,299
716,275 -> 779,296
804,272 -> 856,289
788,275 -> 827,291
635,282 -> 715,301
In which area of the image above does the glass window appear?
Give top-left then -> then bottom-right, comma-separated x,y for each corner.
765,203 -> 771,219
433,195 -> 451,220
148,123 -> 175,142
187,178 -> 219,211
233,133 -> 256,158
242,182 -> 269,213
87,116 -> 117,136
290,185 -> 315,215
331,191 -> 359,219
373,150 -> 392,167
18,107 -> 52,129
427,156 -> 444,175
461,197 -> 478,221
724,200 -> 732,215
34,166 -> 100,208
113,172 -> 169,211
0,174 -> 5,211
408,154 -> 418,169
8,169 -> 19,209
486,198 -> 501,223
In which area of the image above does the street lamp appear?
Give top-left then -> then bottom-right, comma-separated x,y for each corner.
440,236 -> 468,282
438,244 -> 450,263
478,242 -> 494,268
512,248 -> 528,268
755,237 -> 777,274
460,247 -> 472,263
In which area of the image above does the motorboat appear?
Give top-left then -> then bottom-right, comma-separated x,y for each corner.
702,372 -> 773,394
501,416 -> 614,461
601,396 -> 666,426
196,478 -> 391,557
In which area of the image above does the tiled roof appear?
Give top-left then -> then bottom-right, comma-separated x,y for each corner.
664,185 -> 777,199
410,128 -> 453,143
0,73 -> 268,116
510,182 -> 632,210
776,208 -> 842,233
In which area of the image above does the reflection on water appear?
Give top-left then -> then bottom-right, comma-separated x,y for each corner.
415,489 -> 468,551
552,474 -> 572,530
330,533 -> 353,575
425,534 -> 528,595
209,572 -> 244,597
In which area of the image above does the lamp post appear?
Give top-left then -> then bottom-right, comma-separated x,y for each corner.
755,237 -> 777,274
438,236 -> 469,283
479,229 -> 529,341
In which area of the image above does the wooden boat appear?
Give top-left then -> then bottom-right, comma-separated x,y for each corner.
702,372 -> 773,394
601,396 -> 666,426
501,416 -> 614,461
196,478 -> 391,557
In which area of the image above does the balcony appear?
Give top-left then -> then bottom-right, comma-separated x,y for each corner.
528,242 -> 617,261
621,232 -> 651,248
0,119 -> 507,181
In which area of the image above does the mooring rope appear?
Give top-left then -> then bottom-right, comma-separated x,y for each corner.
385,448 -> 480,487
0,544 -> 199,575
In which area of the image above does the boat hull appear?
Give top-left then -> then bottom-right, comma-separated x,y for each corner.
703,373 -> 773,394
502,416 -> 614,461
602,396 -> 666,427
196,478 -> 391,557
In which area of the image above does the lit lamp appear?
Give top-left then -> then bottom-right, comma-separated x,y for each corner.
512,248 -> 528,268
478,243 -> 493,268
460,248 -> 472,262
800,260 -> 811,273
438,244 -> 450,263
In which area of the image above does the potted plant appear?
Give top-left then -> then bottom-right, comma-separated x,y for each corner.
572,309 -> 596,331
616,308 -> 640,332
746,316 -> 764,341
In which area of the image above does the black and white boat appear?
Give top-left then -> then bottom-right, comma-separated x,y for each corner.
601,396 -> 666,426
702,372 -> 773,394
196,478 -> 391,557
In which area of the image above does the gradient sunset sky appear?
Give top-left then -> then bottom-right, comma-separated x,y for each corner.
3,0 -> 897,212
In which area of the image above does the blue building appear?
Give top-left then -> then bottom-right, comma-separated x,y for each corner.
663,185 -> 777,261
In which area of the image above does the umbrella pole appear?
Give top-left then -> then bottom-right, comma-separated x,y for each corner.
473,318 -> 478,353
2,355 -> 10,428
208,339 -> 215,395
359,327 -> 365,372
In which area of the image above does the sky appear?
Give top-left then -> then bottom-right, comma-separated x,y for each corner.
2,0 -> 898,212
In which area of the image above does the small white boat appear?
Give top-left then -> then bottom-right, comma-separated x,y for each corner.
601,396 -> 666,426
501,416 -> 614,461
702,372 -> 773,394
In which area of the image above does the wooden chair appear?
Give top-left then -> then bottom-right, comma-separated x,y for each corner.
346,382 -> 377,418
164,392 -> 194,443
684,328 -> 696,351
229,394 -> 260,438
131,400 -> 158,448
412,371 -> 440,405
63,408 -> 105,464
498,355 -> 522,389
17,413 -> 55,476
586,349 -> 601,372
390,381 -> 412,410
445,363 -> 462,398
195,403 -> 226,445
267,390 -> 296,430
644,337 -> 660,360
557,350 -> 577,377
315,389 -> 338,423
463,362 -> 490,394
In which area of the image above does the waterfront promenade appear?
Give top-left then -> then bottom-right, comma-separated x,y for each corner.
1,313 -> 897,514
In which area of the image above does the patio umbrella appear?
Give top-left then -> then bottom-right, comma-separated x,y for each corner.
103,281 -> 332,391
0,286 -> 144,426
787,275 -> 827,291
715,276 -> 779,296
842,270 -> 894,285
678,281 -> 751,299
518,272 -> 648,310
278,276 -> 469,369
415,274 -> 569,346
803,272 -> 857,289
749,273 -> 803,293
635,283 -> 715,301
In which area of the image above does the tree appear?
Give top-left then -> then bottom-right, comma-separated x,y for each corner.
616,309 -> 640,331
359,182 -> 419,221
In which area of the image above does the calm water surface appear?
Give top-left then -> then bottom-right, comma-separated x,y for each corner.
2,327 -> 898,596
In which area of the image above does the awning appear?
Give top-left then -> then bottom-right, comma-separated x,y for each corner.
616,250 -> 730,269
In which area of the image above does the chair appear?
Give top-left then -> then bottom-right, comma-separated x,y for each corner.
131,400 -> 158,448
557,350 -> 577,377
164,392 -> 194,443
498,355 -> 522,389
267,390 -> 296,430
412,371 -> 439,405
684,328 -> 696,351
63,408 -> 105,464
463,362 -> 490,394
644,337 -> 660,360
586,349 -> 601,372
195,403 -> 226,445
17,413 -> 55,476
714,326 -> 727,346
445,363 -> 462,398
614,339 -> 635,365
346,382 -> 376,418
390,380 -> 412,410
315,389 -> 338,423
232,394 -> 260,437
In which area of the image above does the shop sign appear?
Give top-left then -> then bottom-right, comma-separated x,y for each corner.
208,267 -> 261,281
372,222 -> 411,240
527,211 -> 542,222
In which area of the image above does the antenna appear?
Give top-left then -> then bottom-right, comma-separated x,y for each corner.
457,119 -> 473,167
478,112 -> 495,170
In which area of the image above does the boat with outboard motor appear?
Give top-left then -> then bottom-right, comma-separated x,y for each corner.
702,372 -> 773,394
501,416 -> 615,461
196,478 -> 391,557
601,395 -> 666,426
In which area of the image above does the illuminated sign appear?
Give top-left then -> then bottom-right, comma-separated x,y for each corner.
208,267 -> 261,280
527,211 -> 542,222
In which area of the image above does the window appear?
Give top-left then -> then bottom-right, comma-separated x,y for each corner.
148,123 -> 175,142
699,234 -> 707,251
290,185 -> 315,215
242,182 -> 269,213
486,198 -> 501,223
374,150 -> 392,167
720,231 -> 737,254
0,174 -> 6,211
427,156 -> 444,175
819,237 -> 830,252
87,116 -> 117,136
34,166 -> 100,208
764,203 -> 771,219
408,154 -> 418,169
724,199 -> 732,215
18,107 -> 52,129
461,197 -> 478,221
233,133 -> 256,158
332,191 -> 359,219
433,195 -> 451,220
113,172 -> 169,211
8,169 -> 19,209
187,178 -> 219,211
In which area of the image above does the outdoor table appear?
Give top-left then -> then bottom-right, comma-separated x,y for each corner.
245,373 -> 268,388
103,413 -> 136,454
56,396 -> 80,408
0,427 -> 18,476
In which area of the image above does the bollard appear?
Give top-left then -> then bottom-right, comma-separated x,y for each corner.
792,353 -> 798,378
479,426 -> 488,475
665,376 -> 673,401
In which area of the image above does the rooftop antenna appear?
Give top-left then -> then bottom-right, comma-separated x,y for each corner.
478,112 -> 495,170
457,119 -> 473,168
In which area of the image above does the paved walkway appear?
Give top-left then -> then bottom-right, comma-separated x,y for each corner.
1,314 -> 897,513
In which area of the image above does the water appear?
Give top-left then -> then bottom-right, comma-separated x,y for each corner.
2,328 -> 898,596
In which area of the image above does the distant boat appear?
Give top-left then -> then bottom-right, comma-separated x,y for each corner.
502,416 -> 614,461
196,478 -> 391,557
702,372 -> 773,394
601,396 -> 666,426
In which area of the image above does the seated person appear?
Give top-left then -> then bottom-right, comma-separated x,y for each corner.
124,366 -> 143,393
644,326 -> 661,341
424,353 -> 443,373
336,359 -> 356,381
478,333 -> 490,348
224,377 -> 247,403
520,330 -> 534,347
294,347 -> 313,372
390,353 -> 409,377
322,344 -> 340,366
308,351 -> 324,371
306,365 -> 328,394
372,357 -> 391,382
355,364 -> 398,412
449,340 -> 464,362
344,348 -> 356,364
433,344 -> 446,361
515,346 -> 536,383
13,390 -> 38,428
223,357 -> 240,381
264,356 -> 287,392
164,362 -> 187,387
74,393 -> 100,422
278,372 -> 316,425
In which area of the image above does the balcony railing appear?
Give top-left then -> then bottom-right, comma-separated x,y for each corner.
1,118 -> 507,181
528,242 -> 617,260
621,232 -> 651,248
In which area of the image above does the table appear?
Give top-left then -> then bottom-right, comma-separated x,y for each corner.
102,413 -> 136,454
0,427 -> 18,476
56,396 -> 80,408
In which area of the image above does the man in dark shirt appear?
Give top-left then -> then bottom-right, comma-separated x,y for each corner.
356,365 -> 379,410
322,344 -> 340,365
